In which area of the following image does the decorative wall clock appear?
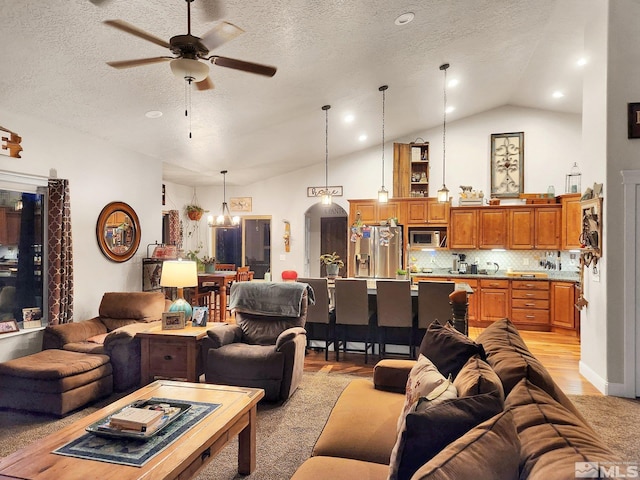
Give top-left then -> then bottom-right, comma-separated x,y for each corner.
490,132 -> 524,198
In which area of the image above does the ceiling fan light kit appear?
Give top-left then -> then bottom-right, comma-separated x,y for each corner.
170,58 -> 209,82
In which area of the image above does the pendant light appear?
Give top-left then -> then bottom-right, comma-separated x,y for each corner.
437,63 -> 450,203
212,170 -> 240,228
378,85 -> 389,203
321,105 -> 332,206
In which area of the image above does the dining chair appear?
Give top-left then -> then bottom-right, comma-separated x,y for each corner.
297,277 -> 335,361
376,280 -> 415,359
416,281 -> 456,348
216,263 -> 236,271
333,278 -> 375,363
236,265 -> 251,282
188,286 -> 215,322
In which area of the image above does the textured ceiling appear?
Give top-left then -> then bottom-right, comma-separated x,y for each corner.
0,0 -> 596,187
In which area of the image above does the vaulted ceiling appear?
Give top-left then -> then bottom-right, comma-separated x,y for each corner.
0,0 -> 595,187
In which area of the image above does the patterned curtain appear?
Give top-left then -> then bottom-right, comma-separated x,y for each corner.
47,179 -> 74,325
168,209 -> 181,248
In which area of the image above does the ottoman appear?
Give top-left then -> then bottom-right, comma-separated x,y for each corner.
0,349 -> 113,416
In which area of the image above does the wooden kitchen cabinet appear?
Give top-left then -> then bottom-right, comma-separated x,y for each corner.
560,193 -> 582,250
349,200 -> 378,224
427,200 -> 449,224
511,280 -> 550,329
393,142 -> 430,198
406,198 -> 450,225
449,208 -> 478,249
508,205 -> 561,250
478,208 -> 508,249
551,281 -> 577,331
379,201 -> 403,223
478,278 -> 509,323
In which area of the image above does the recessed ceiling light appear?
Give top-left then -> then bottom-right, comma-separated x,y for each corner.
552,91 -> 564,98
446,106 -> 455,114
145,110 -> 163,118
447,79 -> 459,88
576,57 -> 588,67
358,134 -> 368,142
394,12 -> 415,26
344,114 -> 355,123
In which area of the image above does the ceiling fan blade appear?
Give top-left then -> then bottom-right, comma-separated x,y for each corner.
200,21 -> 244,51
195,76 -> 215,91
211,56 -> 277,77
104,19 -> 170,49
107,57 -> 172,69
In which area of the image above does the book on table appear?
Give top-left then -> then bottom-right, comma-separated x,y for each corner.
109,407 -> 164,432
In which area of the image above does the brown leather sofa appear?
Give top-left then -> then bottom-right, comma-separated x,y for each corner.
292,318 -> 619,480
42,291 -> 167,391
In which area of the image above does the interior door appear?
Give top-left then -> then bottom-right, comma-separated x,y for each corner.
320,217 -> 347,277
242,217 -> 271,279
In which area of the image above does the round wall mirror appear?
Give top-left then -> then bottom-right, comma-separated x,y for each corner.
96,201 -> 141,262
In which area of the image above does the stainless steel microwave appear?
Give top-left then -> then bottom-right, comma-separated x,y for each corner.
409,230 -> 441,248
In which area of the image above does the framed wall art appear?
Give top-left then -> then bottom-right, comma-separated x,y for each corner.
0,319 -> 19,334
229,197 -> 252,212
490,132 -> 524,198
628,103 -> 640,138
162,311 -> 185,330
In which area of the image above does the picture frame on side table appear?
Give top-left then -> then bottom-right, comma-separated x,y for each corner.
0,319 -> 19,334
162,311 -> 185,330
191,306 -> 208,327
490,132 -> 524,198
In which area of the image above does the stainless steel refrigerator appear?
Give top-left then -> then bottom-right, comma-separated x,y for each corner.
352,225 -> 403,278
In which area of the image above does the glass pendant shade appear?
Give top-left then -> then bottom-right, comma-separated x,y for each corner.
378,187 -> 389,203
321,193 -> 332,205
170,58 -> 209,82
437,185 -> 450,202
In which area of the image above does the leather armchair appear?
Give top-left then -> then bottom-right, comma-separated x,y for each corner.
42,291 -> 168,391
202,282 -> 310,402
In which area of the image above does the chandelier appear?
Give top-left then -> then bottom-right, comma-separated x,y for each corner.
209,170 -> 239,228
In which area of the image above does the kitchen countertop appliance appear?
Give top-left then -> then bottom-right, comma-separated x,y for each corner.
458,253 -> 468,274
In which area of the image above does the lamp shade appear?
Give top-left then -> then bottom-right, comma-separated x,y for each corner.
170,58 -> 210,82
160,260 -> 198,288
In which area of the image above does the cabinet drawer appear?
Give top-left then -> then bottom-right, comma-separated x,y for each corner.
511,309 -> 550,325
512,289 -> 549,300
511,280 -> 549,290
511,298 -> 550,310
148,342 -> 189,376
480,279 -> 509,289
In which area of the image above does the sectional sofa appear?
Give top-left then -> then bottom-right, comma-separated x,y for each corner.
292,318 -> 619,480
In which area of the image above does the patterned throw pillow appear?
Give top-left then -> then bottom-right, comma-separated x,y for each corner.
388,355 -> 457,480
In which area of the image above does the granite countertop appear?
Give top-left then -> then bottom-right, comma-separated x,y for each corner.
409,268 -> 579,283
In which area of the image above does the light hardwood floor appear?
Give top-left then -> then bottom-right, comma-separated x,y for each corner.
303,327 -> 601,396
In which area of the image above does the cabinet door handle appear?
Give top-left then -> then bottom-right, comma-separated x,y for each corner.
525,284 -> 534,288
164,355 -> 173,360
526,315 -> 535,319
525,303 -> 535,307
526,293 -> 534,297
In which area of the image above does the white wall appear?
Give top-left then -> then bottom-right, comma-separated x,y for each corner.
0,108 -> 163,322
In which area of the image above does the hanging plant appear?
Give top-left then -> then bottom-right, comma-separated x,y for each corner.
185,204 -> 205,221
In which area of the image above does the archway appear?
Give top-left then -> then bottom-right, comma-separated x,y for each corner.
304,203 -> 348,277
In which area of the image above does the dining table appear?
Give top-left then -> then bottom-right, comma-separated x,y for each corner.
198,271 -> 254,321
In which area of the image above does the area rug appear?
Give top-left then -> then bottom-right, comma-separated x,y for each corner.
1,374 -> 639,479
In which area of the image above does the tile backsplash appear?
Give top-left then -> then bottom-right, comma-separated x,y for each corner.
408,249 -> 580,273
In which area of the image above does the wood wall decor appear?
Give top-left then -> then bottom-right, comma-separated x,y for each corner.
0,125 -> 23,158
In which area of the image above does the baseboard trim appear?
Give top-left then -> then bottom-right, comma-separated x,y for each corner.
579,360 -> 635,397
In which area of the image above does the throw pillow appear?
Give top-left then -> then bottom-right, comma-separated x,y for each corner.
453,355 -> 504,399
418,321 -> 486,378
388,355 -> 457,480
86,333 -> 108,344
506,378 -> 620,480
397,391 -> 505,480
410,410 -> 520,480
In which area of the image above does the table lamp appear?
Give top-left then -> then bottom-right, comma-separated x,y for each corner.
160,260 -> 197,322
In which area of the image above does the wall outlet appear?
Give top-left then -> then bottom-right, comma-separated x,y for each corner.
279,254 -> 286,261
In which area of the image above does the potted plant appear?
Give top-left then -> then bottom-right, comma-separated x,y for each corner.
201,256 -> 216,273
185,204 -> 205,221
396,268 -> 407,280
320,252 -> 344,278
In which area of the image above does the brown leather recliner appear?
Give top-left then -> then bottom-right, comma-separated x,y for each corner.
202,282 -> 311,402
42,291 -> 168,391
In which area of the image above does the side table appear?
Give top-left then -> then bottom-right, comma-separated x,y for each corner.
137,323 -> 212,385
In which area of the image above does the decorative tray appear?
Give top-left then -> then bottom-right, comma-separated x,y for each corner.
86,398 -> 192,441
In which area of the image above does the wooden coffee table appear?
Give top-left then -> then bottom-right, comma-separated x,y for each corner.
0,380 -> 265,480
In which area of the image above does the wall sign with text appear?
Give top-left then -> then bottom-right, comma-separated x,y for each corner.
307,186 -> 343,197
628,103 -> 640,138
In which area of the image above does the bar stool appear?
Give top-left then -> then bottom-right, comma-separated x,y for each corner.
334,278 -> 375,363
298,277 -> 335,360
376,280 -> 415,359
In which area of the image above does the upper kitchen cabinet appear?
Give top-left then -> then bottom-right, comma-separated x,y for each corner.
559,193 -> 582,250
348,199 -> 404,225
405,198 -> 450,225
508,205 -> 561,250
449,208 -> 478,249
478,208 -> 508,249
393,142 -> 430,198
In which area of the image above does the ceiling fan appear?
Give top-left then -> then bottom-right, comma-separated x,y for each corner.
104,0 -> 277,91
